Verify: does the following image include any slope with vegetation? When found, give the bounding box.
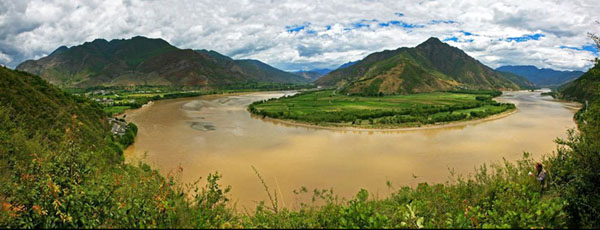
[495,71,537,89]
[551,57,600,228]
[315,37,534,95]
[16,36,307,88]
[0,67,235,228]
[559,60,600,102]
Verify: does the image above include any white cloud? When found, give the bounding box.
[0,0,598,71]
[0,51,11,63]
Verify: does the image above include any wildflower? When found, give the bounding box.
[32,205,47,215]
[2,202,11,212]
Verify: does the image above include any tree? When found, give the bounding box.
[589,21,600,50]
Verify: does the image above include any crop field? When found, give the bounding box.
[102,105,133,115]
[249,90,515,128]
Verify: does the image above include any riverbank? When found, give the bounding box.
[111,89,307,118]
[71,84,315,117]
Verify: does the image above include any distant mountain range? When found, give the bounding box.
[293,71,326,82]
[315,37,534,95]
[293,61,359,82]
[496,65,584,88]
[16,36,307,88]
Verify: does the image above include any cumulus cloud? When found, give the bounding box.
[0,0,598,71]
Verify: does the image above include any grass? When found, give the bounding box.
[249,90,515,128]
[102,106,132,115]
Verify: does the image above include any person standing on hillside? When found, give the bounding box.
[529,163,547,193]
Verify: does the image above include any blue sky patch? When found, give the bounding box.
[460,30,474,36]
[443,37,458,42]
[395,12,404,17]
[430,20,455,24]
[443,36,473,43]
[560,45,599,55]
[505,33,545,42]
[286,23,311,33]
[351,22,371,29]
[378,20,423,29]
[346,19,379,30]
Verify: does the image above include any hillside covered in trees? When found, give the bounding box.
[16,36,307,88]
[315,38,534,95]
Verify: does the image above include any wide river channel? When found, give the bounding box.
[124,90,580,209]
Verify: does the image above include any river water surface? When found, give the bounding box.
[124,90,580,209]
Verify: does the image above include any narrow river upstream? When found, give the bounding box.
[124,90,580,209]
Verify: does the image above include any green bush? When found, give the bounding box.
[544,102,600,228]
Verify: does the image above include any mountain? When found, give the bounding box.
[193,49,306,84]
[16,36,307,88]
[496,65,584,88]
[293,71,326,81]
[306,68,334,75]
[496,71,537,89]
[292,62,360,82]
[315,37,527,95]
[560,61,600,102]
[338,61,359,70]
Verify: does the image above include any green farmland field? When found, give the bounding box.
[249,90,515,128]
[102,105,132,115]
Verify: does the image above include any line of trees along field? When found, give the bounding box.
[1,58,600,228]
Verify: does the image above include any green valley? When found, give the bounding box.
[249,90,514,128]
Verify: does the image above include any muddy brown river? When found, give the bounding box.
[124,90,580,209]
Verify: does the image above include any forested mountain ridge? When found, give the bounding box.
[315,37,533,95]
[559,60,600,102]
[16,36,307,88]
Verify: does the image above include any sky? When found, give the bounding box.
[0,0,599,72]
